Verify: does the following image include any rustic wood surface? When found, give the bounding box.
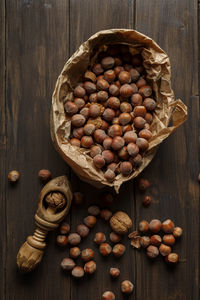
[1,0,199,299]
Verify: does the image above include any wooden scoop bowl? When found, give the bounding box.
[16,175,73,273]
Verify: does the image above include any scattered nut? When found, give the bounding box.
[139,220,149,233]
[99,243,112,256]
[81,248,94,262]
[112,244,126,257]
[84,260,96,274]
[150,235,162,247]
[149,219,162,233]
[100,209,113,221]
[165,253,179,265]
[163,234,176,246]
[83,215,97,228]
[56,235,68,247]
[173,227,183,238]
[128,231,139,239]
[143,195,152,206]
[140,236,150,248]
[38,169,51,182]
[110,232,121,243]
[76,224,90,238]
[68,233,81,246]
[146,245,159,258]
[61,258,75,271]
[121,280,134,294]
[138,178,150,190]
[60,222,70,235]
[88,205,100,216]
[71,266,84,278]
[162,219,175,233]
[110,211,132,235]
[70,247,81,259]
[131,237,141,249]
[94,232,106,245]
[159,243,171,256]
[102,291,115,300]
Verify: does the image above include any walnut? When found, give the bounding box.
[45,192,66,209]
[110,211,132,235]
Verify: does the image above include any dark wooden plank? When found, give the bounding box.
[69,1,136,299]
[5,1,70,299]
[0,1,6,299]
[135,1,199,299]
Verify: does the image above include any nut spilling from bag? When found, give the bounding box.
[66,45,156,182]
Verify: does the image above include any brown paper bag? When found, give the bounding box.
[50,29,187,193]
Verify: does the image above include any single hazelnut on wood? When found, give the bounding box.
[119,113,132,126]
[139,129,152,140]
[109,267,120,278]
[88,205,100,216]
[120,161,133,176]
[111,136,125,151]
[138,178,150,190]
[163,234,176,246]
[173,227,183,238]
[103,108,115,122]
[139,220,149,233]
[94,129,107,143]
[81,136,94,148]
[143,98,156,111]
[107,97,120,110]
[84,260,96,274]
[89,93,98,103]
[120,102,132,113]
[80,107,89,119]
[83,215,97,228]
[38,169,51,182]
[109,84,120,96]
[102,291,115,300]
[104,69,116,82]
[140,236,150,248]
[61,257,75,271]
[97,91,109,102]
[127,143,139,157]
[143,195,152,206]
[118,71,131,84]
[90,145,102,158]
[71,266,84,278]
[120,84,133,98]
[146,245,159,258]
[124,131,137,144]
[130,68,140,82]
[76,224,90,238]
[8,170,20,183]
[93,154,105,169]
[60,222,70,235]
[110,211,132,235]
[113,243,126,257]
[64,101,78,115]
[81,248,94,262]
[99,243,112,256]
[133,106,147,117]
[83,81,96,94]
[68,233,81,246]
[131,93,143,107]
[92,63,104,75]
[165,253,179,265]
[121,280,134,294]
[136,77,147,88]
[149,219,162,233]
[159,243,171,256]
[162,219,175,233]
[100,209,113,221]
[94,232,106,244]
[71,114,86,127]
[101,56,115,69]
[73,127,84,139]
[70,247,81,259]
[56,235,68,247]
[150,235,162,246]
[108,124,122,137]
[110,232,121,243]
[139,85,152,98]
[73,192,84,205]
[70,138,81,147]
[136,138,149,151]
[97,79,109,91]
[74,97,85,110]
[74,85,86,98]
[89,104,101,118]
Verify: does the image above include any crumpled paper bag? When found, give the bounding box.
[50,29,187,193]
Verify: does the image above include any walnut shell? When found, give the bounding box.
[110,211,132,235]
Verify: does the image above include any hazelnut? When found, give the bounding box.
[173,227,183,238]
[139,129,152,140]
[90,145,102,158]
[136,77,147,88]
[149,219,162,233]
[110,232,121,243]
[163,234,176,246]
[84,70,96,83]
[130,153,142,167]
[121,280,134,294]
[133,116,146,129]
[108,124,122,137]
[73,192,84,205]
[107,163,118,172]
[120,102,132,113]
[71,114,86,127]
[60,222,70,235]
[162,219,175,233]
[138,178,150,190]
[68,233,81,246]
[145,112,153,124]
[97,79,109,91]
[140,236,150,248]
[109,84,120,96]
[89,104,101,118]
[74,97,85,110]
[112,243,126,257]
[114,80,121,88]
[119,113,132,126]
[94,232,106,244]
[146,245,159,258]
[99,243,112,256]
[76,224,90,238]
[109,267,120,278]
[94,129,107,143]
[120,161,133,176]
[100,209,112,221]
[127,143,139,157]
[165,253,179,264]
[159,243,171,256]
[150,235,162,246]
[118,146,129,160]
[81,248,94,262]
[104,169,115,182]
[97,91,109,102]
[130,68,140,82]
[107,97,120,110]
[118,71,131,84]
[73,127,84,139]
[131,93,143,107]
[101,56,115,69]
[84,260,96,274]
[139,220,149,233]
[92,63,104,75]
[101,120,109,131]
[131,236,141,249]
[143,98,156,111]
[74,85,86,98]
[38,169,51,182]
[102,291,115,300]
[132,54,143,66]
[70,138,81,147]
[61,258,75,271]
[103,137,113,149]
[70,247,81,259]
[88,205,100,216]
[120,84,133,98]
[130,83,138,93]
[124,131,137,144]
[64,101,78,115]
[133,106,147,117]
[104,69,116,82]
[83,215,97,228]
[110,211,132,235]
[83,81,96,94]
[136,138,149,151]
[81,136,93,148]
[111,136,125,151]
[103,108,115,122]
[71,266,84,278]
[93,154,105,169]
[56,235,68,247]
[139,85,152,98]
[80,107,89,119]
[143,195,152,206]
[89,93,98,103]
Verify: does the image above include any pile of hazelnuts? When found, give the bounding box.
[65,44,156,182]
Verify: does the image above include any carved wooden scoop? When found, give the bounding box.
[17,175,73,273]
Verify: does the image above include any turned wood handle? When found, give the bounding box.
[16,175,72,273]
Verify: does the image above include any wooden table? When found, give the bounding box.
[1,1,199,299]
